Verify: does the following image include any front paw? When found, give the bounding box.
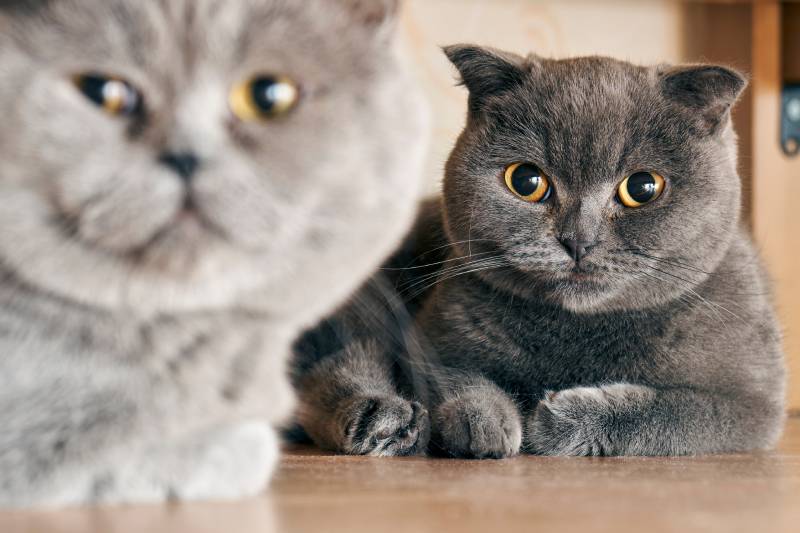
[340,395,430,456]
[93,421,278,505]
[526,387,615,456]
[432,393,522,459]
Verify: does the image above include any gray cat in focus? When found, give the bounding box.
[294,45,786,458]
[0,0,428,505]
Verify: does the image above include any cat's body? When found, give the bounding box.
[0,0,428,505]
[294,46,785,458]
[420,232,783,456]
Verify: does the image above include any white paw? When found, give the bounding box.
[93,421,278,504]
[179,421,278,501]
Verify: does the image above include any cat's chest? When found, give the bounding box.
[446,296,671,390]
[130,314,295,420]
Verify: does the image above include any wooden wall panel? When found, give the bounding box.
[752,1,800,411]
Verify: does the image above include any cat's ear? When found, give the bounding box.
[338,0,400,34]
[443,44,531,115]
[658,65,747,134]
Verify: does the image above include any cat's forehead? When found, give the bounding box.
[488,58,680,187]
[529,58,653,120]
[11,0,362,75]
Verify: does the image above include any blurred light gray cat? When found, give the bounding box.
[294,45,785,458]
[0,0,428,505]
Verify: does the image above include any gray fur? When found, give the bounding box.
[294,45,785,458]
[0,0,428,506]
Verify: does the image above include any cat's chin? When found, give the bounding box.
[545,281,619,314]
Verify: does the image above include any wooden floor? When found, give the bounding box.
[3,416,800,533]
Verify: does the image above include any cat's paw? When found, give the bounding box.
[93,421,278,504]
[340,395,430,456]
[432,393,522,459]
[525,387,614,456]
[175,421,278,501]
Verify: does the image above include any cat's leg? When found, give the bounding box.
[430,374,522,459]
[0,368,274,507]
[296,340,429,456]
[0,383,144,507]
[525,383,784,456]
[90,420,278,505]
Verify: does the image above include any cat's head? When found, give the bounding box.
[0,0,428,320]
[442,45,745,313]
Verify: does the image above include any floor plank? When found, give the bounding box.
[2,417,799,533]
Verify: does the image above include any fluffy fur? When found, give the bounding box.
[294,45,786,458]
[0,0,428,505]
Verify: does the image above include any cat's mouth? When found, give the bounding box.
[177,195,229,238]
[568,270,599,282]
[551,266,608,287]
[128,199,230,255]
[57,193,232,270]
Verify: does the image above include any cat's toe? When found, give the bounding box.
[525,387,610,456]
[432,396,522,459]
[342,396,430,456]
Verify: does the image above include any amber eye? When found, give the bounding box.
[617,171,666,208]
[229,75,300,121]
[73,74,141,116]
[504,163,551,203]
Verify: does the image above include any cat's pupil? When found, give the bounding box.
[511,164,544,196]
[251,77,291,113]
[626,172,657,203]
[75,74,139,115]
[78,75,113,108]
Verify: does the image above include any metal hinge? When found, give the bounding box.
[782,84,800,157]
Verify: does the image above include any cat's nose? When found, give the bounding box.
[158,151,200,182]
[559,238,597,263]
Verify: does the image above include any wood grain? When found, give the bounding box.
[1,416,799,533]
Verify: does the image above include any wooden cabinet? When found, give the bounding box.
[401,0,800,410]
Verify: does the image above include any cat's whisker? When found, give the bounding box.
[403,259,511,301]
[617,249,767,299]
[397,256,506,293]
[626,250,712,276]
[381,250,502,272]
[637,261,746,323]
[403,261,510,300]
[408,238,495,263]
[636,269,724,328]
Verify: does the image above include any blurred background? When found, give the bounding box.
[398,0,800,412]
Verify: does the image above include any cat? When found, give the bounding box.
[0,0,428,506]
[293,44,786,458]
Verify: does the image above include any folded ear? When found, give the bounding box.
[658,65,747,134]
[338,0,400,33]
[443,44,530,115]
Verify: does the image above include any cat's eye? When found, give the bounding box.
[617,171,666,208]
[504,163,551,203]
[73,74,141,117]
[229,75,300,121]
